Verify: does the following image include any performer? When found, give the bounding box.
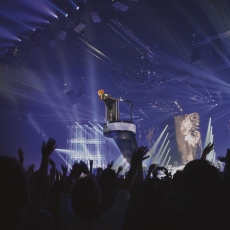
[97,89,106,100]
[98,89,118,122]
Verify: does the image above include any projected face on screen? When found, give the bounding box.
[175,112,202,164]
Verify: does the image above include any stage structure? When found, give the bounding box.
[66,124,106,169]
[204,118,216,163]
[98,89,138,163]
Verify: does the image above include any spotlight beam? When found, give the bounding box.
[155,132,169,163]
[145,125,168,167]
[166,156,171,168]
[149,125,168,155]
[203,118,212,149]
[157,140,170,165]
[162,148,170,167]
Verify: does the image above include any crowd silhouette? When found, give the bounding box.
[1,138,230,229]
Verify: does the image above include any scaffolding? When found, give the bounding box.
[66,124,106,169]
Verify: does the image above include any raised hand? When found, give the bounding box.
[56,169,61,180]
[201,142,214,159]
[131,146,149,169]
[217,156,226,163]
[146,163,156,179]
[28,164,35,177]
[117,166,123,173]
[49,158,56,186]
[168,172,172,179]
[159,166,169,177]
[69,161,89,179]
[33,138,57,204]
[107,160,114,169]
[41,138,57,157]
[122,147,149,191]
[61,164,68,174]
[18,148,24,162]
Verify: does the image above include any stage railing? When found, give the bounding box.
[103,95,133,122]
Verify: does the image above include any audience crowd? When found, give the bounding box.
[1,138,230,229]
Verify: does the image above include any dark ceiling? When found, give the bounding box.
[1,0,230,164]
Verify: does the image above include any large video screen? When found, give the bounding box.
[174,112,202,164]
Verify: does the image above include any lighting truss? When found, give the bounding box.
[192,30,230,48]
[74,36,112,65]
[150,101,176,114]
[113,66,163,93]
[108,18,159,65]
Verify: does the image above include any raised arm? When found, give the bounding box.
[33,138,57,207]
[18,148,24,167]
[62,161,89,194]
[145,163,156,180]
[201,142,214,160]
[107,160,114,169]
[89,160,93,174]
[61,164,68,180]
[117,166,123,177]
[122,146,149,191]
[49,158,56,187]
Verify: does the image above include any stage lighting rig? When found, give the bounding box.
[30,28,42,42]
[190,94,205,104]
[90,11,101,23]
[74,23,86,34]
[78,1,86,12]
[150,101,175,114]
[109,18,159,65]
[112,1,129,12]
[174,101,183,112]
[114,65,163,93]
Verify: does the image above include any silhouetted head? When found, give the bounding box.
[71,175,101,220]
[172,170,184,190]
[0,156,30,228]
[183,159,222,205]
[98,168,117,192]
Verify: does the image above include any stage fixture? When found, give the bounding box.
[112,1,129,12]
[74,23,86,34]
[90,12,101,23]
[66,124,106,169]
[113,66,163,93]
[98,89,137,163]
